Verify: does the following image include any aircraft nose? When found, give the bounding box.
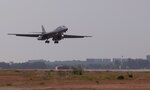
[66,28,68,30]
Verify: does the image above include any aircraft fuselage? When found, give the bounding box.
[37,25,68,41]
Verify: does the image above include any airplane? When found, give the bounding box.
[8,25,92,44]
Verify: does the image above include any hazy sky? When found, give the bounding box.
[0,0,150,62]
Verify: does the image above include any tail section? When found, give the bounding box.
[42,25,46,34]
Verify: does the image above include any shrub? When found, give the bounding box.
[127,73,133,78]
[15,70,21,72]
[72,67,83,75]
[96,80,100,84]
[117,75,124,80]
[39,82,45,85]
[6,83,12,86]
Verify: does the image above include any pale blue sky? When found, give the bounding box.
[0,0,150,62]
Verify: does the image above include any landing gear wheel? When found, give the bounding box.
[54,41,59,44]
[45,40,50,43]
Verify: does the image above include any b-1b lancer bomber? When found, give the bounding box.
[8,25,92,44]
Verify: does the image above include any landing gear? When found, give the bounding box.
[54,41,59,44]
[45,40,50,43]
[45,40,59,44]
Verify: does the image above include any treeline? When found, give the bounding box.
[0,62,47,69]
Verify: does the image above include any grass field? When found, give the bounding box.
[0,69,149,90]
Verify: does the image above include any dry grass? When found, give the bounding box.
[0,70,149,90]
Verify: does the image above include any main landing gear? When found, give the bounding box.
[45,40,59,44]
[45,40,50,43]
[54,41,59,44]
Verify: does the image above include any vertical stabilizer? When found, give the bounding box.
[42,25,46,34]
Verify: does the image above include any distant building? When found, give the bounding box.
[112,58,122,63]
[86,58,112,65]
[86,58,103,63]
[112,58,122,69]
[28,59,46,63]
[146,55,150,62]
[102,59,111,65]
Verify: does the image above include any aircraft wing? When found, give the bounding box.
[63,34,92,38]
[8,33,40,37]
